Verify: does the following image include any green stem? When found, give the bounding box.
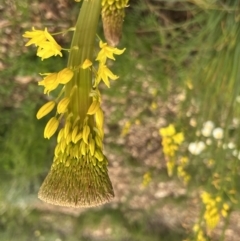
[66,0,101,121]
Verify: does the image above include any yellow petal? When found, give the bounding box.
[23,27,46,46]
[172,132,184,144]
[44,28,58,45]
[159,124,176,137]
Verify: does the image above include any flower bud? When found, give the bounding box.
[44,117,59,139]
[101,0,129,46]
[57,97,70,114]
[36,101,55,119]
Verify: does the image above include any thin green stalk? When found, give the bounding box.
[66,0,101,121]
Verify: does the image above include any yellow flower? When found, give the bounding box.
[172,132,184,144]
[23,27,62,60]
[167,159,175,177]
[159,124,176,137]
[223,203,230,210]
[221,209,228,218]
[162,136,172,145]
[201,192,221,230]
[177,166,191,185]
[96,41,125,64]
[121,121,131,137]
[196,230,207,241]
[180,156,189,165]
[39,73,59,94]
[142,172,151,187]
[23,27,48,46]
[151,101,157,110]
[201,192,211,203]
[37,41,62,60]
[36,101,56,119]
[221,203,230,217]
[39,68,73,94]
[95,64,118,88]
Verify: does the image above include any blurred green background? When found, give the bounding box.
[1,0,240,240]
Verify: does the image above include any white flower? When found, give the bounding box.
[232,149,238,157]
[212,127,224,140]
[228,142,235,149]
[201,120,215,137]
[236,95,240,103]
[206,138,212,145]
[233,118,239,126]
[188,141,206,155]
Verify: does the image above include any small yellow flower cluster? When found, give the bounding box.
[121,120,131,137]
[159,124,184,176]
[177,157,191,185]
[142,171,152,187]
[35,68,74,139]
[201,192,230,230]
[22,27,62,60]
[192,224,207,241]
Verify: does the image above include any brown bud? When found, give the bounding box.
[101,0,129,46]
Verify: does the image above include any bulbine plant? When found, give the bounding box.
[23,0,128,208]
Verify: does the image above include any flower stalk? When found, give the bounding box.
[38,0,115,207]
[23,0,126,208]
